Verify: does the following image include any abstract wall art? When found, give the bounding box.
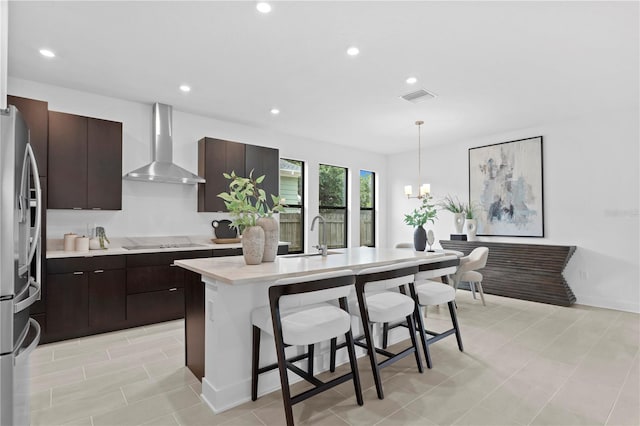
[469,136,544,237]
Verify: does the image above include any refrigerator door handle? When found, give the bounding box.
[13,276,41,314]
[24,143,42,269]
[15,318,41,361]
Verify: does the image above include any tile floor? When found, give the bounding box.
[29,291,639,426]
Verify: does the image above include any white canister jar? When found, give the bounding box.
[63,233,78,251]
[74,236,90,252]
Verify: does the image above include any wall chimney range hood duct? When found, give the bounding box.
[124,103,205,184]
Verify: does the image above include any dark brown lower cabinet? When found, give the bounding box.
[42,247,290,344]
[127,288,185,325]
[46,272,89,340]
[125,250,213,328]
[45,255,126,342]
[89,269,126,330]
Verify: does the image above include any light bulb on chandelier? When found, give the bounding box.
[405,120,431,199]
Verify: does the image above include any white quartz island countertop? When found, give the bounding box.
[175,247,452,285]
[174,247,460,414]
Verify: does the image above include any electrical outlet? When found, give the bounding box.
[578,270,589,280]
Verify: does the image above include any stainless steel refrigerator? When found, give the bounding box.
[0,105,43,426]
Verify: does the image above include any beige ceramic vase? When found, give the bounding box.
[257,216,279,262]
[242,226,265,265]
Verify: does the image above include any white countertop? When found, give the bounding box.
[175,247,457,285]
[46,236,288,259]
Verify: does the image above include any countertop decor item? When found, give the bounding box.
[404,194,437,251]
[438,194,466,234]
[64,233,78,251]
[217,170,284,264]
[95,226,110,249]
[211,219,237,239]
[211,238,241,244]
[465,203,478,241]
[257,216,278,262]
[74,236,89,251]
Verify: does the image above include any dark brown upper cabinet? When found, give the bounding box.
[245,144,279,207]
[7,95,48,177]
[197,137,279,212]
[48,111,122,210]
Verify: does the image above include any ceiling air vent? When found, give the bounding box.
[400,89,437,104]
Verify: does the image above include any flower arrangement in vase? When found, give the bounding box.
[403,195,438,251]
[438,194,466,234]
[217,170,284,264]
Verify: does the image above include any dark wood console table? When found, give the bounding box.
[440,240,576,306]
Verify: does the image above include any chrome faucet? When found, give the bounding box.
[310,215,328,256]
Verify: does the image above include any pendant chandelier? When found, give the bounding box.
[404,120,430,199]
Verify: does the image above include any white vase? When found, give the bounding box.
[257,216,279,262]
[241,226,265,265]
[465,219,477,241]
[453,213,465,234]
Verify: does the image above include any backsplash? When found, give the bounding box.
[46,180,234,242]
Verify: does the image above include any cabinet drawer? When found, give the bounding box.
[126,250,212,268]
[127,265,184,294]
[48,255,126,274]
[212,248,242,257]
[126,288,184,325]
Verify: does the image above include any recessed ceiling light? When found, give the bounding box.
[406,77,418,84]
[39,49,55,58]
[346,46,360,56]
[270,108,280,115]
[179,85,191,93]
[256,2,271,13]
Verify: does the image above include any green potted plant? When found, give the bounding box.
[404,194,438,251]
[218,170,284,264]
[438,195,466,234]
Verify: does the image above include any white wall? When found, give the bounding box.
[8,77,388,251]
[387,108,640,313]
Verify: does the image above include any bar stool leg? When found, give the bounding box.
[413,305,432,369]
[448,301,464,352]
[339,297,364,406]
[382,323,389,349]
[363,321,384,399]
[273,329,295,425]
[406,314,423,373]
[329,338,337,372]
[307,344,314,376]
[251,326,260,401]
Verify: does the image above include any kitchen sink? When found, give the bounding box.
[281,251,340,258]
[122,243,206,250]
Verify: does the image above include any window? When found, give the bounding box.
[319,164,348,248]
[279,159,304,253]
[360,170,375,247]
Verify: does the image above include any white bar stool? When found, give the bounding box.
[250,270,363,426]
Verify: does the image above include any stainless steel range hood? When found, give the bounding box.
[124,103,205,184]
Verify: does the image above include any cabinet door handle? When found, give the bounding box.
[169,287,177,292]
[72,207,82,210]
[73,271,84,275]
[94,269,104,273]
[91,207,102,210]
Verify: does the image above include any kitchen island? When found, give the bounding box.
[175,247,459,414]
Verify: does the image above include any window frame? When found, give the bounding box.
[319,163,348,249]
[359,170,375,247]
[279,158,305,254]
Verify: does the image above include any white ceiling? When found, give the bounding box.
[8,1,639,154]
